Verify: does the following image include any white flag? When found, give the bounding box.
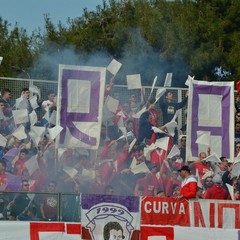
[107,59,122,76]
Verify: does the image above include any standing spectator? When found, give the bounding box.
[147,98,159,127]
[6,179,35,220]
[0,159,7,190]
[235,142,240,157]
[211,156,228,175]
[41,90,56,113]
[0,100,12,136]
[159,90,188,143]
[175,165,197,200]
[202,176,214,198]
[134,163,160,196]
[13,149,29,177]
[234,121,240,147]
[40,181,58,221]
[159,90,188,125]
[203,174,229,200]
[0,88,12,116]
[137,111,165,145]
[179,135,186,162]
[190,151,212,183]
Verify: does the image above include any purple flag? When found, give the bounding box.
[57,65,106,149]
[3,148,20,162]
[186,80,234,161]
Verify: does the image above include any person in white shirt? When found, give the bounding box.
[41,90,56,113]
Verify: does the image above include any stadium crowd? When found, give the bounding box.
[0,79,239,221]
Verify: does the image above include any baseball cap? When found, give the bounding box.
[178,165,191,172]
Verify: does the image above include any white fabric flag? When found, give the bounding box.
[116,110,126,118]
[128,138,137,153]
[31,126,46,137]
[49,110,57,125]
[63,167,78,179]
[154,88,166,104]
[25,155,39,176]
[130,161,150,175]
[226,183,234,200]
[29,95,39,110]
[17,96,29,110]
[29,85,41,97]
[195,169,203,188]
[29,110,38,126]
[149,76,158,98]
[12,125,27,140]
[126,74,142,89]
[82,168,96,180]
[12,109,29,124]
[144,143,157,160]
[48,125,63,140]
[164,73,172,87]
[152,126,165,134]
[164,121,177,137]
[201,170,214,180]
[185,75,194,87]
[105,95,119,113]
[28,131,41,148]
[204,153,221,163]
[107,59,122,76]
[0,134,7,147]
[155,137,169,151]
[167,145,180,159]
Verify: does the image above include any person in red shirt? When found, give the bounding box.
[203,174,230,200]
[190,151,212,183]
[13,149,29,176]
[0,159,7,190]
[175,165,197,200]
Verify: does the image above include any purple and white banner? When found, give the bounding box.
[186,79,234,162]
[81,194,140,240]
[57,65,106,149]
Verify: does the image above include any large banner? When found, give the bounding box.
[141,197,190,226]
[81,194,140,240]
[0,222,81,240]
[141,226,239,240]
[186,79,234,161]
[1,199,240,239]
[57,65,106,149]
[141,197,240,229]
[0,221,239,240]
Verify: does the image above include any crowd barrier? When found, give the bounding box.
[0,193,240,240]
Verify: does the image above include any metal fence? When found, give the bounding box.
[0,76,188,129]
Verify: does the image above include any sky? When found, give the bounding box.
[0,0,103,34]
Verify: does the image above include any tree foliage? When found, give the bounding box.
[1,0,240,86]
